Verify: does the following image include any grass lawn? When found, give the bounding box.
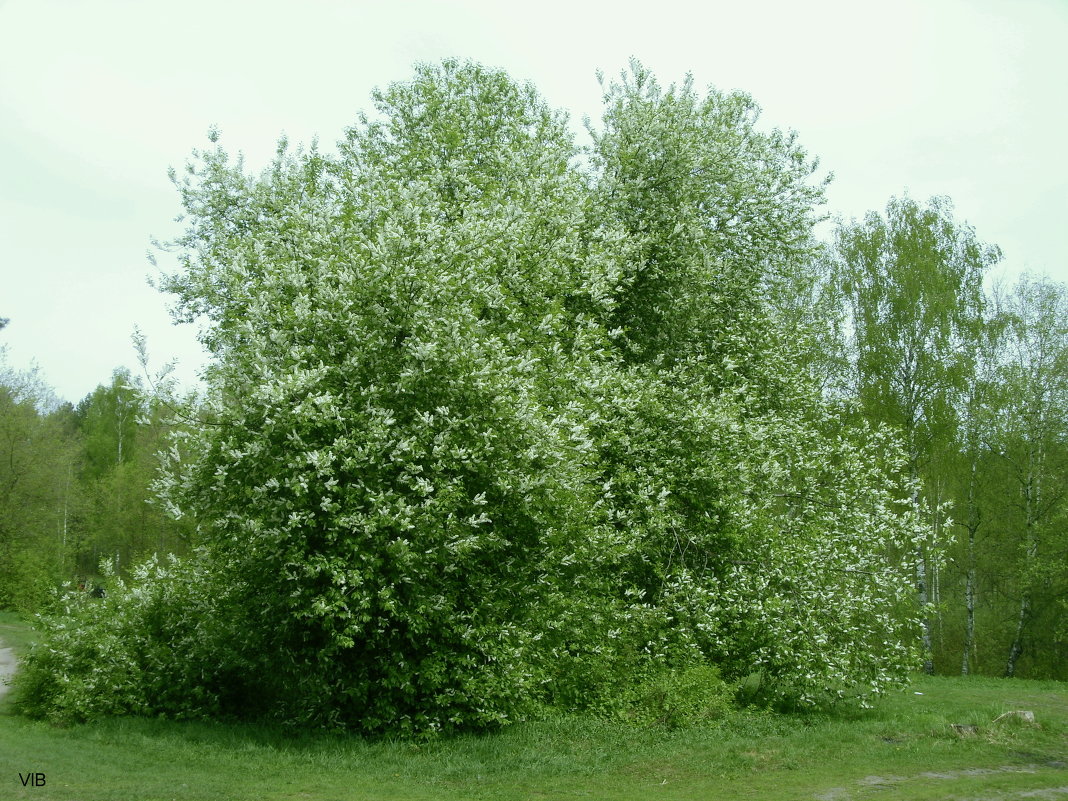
[1,613,1065,800]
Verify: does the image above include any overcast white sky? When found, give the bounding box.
[1,0,1065,404]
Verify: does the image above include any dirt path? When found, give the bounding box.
[0,640,16,700]
[815,764,1068,800]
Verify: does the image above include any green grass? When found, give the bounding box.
[1,613,1065,800]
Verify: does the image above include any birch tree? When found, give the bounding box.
[989,275,1068,677]
[0,362,79,611]
[835,195,999,673]
[954,313,1001,675]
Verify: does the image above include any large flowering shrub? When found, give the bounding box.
[16,60,921,733]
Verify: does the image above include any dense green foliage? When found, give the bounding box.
[0,374,73,611]
[945,274,1068,678]
[834,201,1068,680]
[834,195,1000,674]
[0,361,189,613]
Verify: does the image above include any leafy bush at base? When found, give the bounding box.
[609,664,735,729]
[13,557,217,724]
[0,549,65,615]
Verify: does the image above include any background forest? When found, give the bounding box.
[1,61,1065,735]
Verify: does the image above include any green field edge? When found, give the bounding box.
[1,614,1064,801]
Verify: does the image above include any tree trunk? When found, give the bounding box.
[962,559,975,675]
[931,482,943,652]
[1005,592,1030,677]
[961,457,978,675]
[1005,446,1039,678]
[911,469,934,675]
[917,545,934,675]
